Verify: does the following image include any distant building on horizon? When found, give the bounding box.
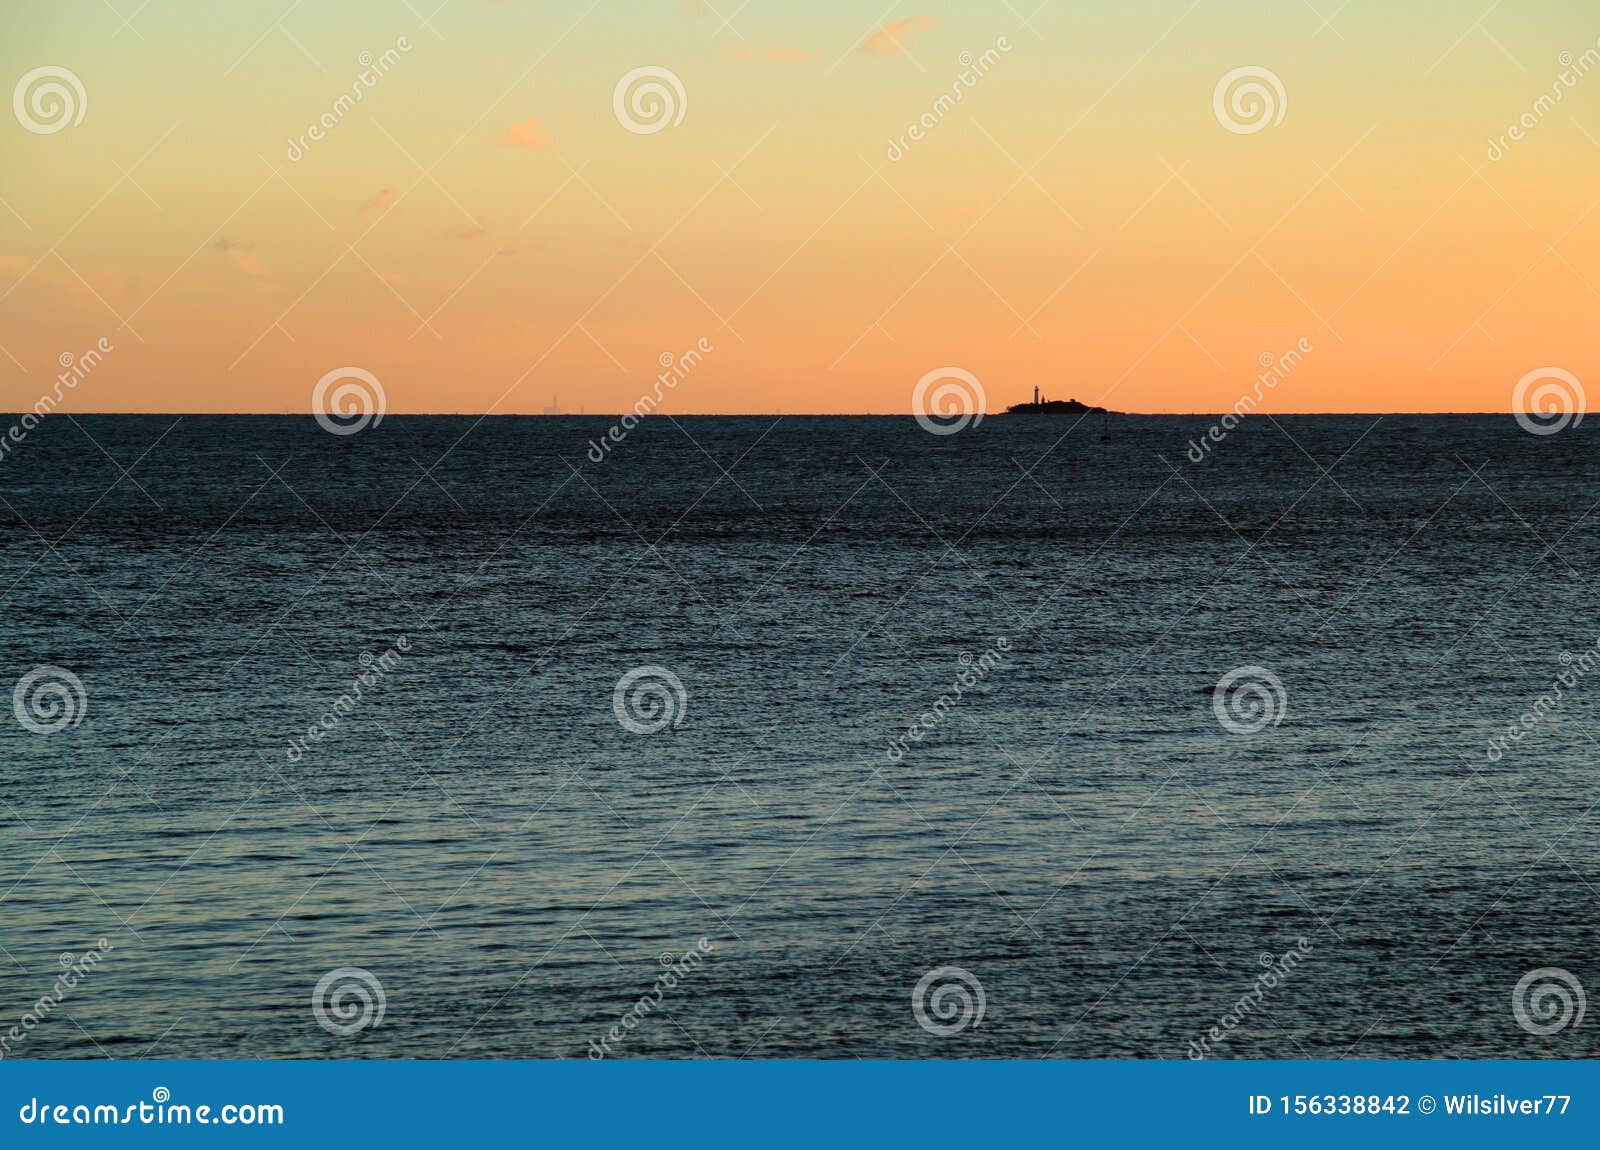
[1004,385,1107,415]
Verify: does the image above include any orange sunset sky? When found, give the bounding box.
[2,1,1598,414]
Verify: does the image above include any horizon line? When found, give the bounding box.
[3,410,1554,419]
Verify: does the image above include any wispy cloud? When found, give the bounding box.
[213,235,267,278]
[445,217,488,241]
[861,17,935,58]
[498,115,551,150]
[359,186,397,214]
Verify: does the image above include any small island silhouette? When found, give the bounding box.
[1004,387,1107,415]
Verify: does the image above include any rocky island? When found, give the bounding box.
[1004,387,1108,414]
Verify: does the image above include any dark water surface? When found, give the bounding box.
[1,414,1597,1058]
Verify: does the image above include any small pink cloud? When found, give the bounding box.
[498,115,551,150]
[861,17,935,58]
[445,217,488,241]
[359,186,397,214]
[230,251,268,278]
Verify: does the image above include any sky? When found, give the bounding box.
[1,1,1598,415]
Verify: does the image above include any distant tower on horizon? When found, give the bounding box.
[543,396,560,416]
[1033,385,1039,406]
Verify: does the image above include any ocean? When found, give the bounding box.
[0,413,1596,1058]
